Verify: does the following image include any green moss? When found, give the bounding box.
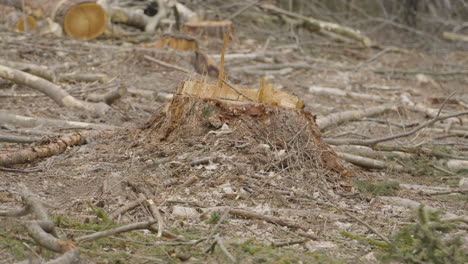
[0,230,29,260]
[355,181,400,197]
[202,106,213,118]
[342,206,467,263]
[86,201,111,224]
[340,231,390,250]
[227,239,343,264]
[205,212,229,225]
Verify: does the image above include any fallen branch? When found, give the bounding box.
[76,220,157,242]
[271,239,306,247]
[146,198,164,238]
[379,196,458,218]
[86,85,127,105]
[324,109,468,147]
[0,64,110,113]
[0,133,85,166]
[57,73,108,83]
[214,234,236,263]
[259,3,372,47]
[107,0,175,32]
[230,208,306,231]
[372,144,465,160]
[0,111,119,130]
[442,31,468,42]
[440,159,468,172]
[45,248,80,264]
[0,207,29,217]
[308,86,384,102]
[336,151,404,171]
[1,185,78,257]
[109,197,146,220]
[317,104,397,130]
[144,55,194,75]
[145,0,167,33]
[25,220,75,253]
[209,51,286,61]
[0,133,42,143]
[332,145,414,160]
[137,193,164,238]
[0,58,56,81]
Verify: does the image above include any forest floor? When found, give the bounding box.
[0,4,467,264]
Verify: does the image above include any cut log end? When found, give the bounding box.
[63,2,107,40]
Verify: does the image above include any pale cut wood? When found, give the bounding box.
[317,104,396,130]
[379,196,458,218]
[0,134,42,143]
[0,133,85,166]
[177,80,303,109]
[87,85,127,105]
[443,31,468,42]
[0,64,110,113]
[308,86,384,102]
[0,111,118,130]
[336,152,404,171]
[332,145,414,159]
[0,58,56,81]
[76,220,157,242]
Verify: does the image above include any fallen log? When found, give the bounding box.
[317,104,397,130]
[0,133,85,166]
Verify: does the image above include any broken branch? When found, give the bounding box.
[76,220,158,242]
[260,3,372,47]
[0,64,109,113]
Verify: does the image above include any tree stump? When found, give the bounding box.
[142,80,354,188]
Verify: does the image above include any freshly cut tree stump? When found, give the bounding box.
[0,0,107,39]
[145,34,199,51]
[143,79,354,182]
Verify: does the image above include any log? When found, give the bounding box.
[0,5,37,32]
[0,111,118,130]
[0,133,85,166]
[317,104,396,130]
[443,31,468,42]
[0,0,107,39]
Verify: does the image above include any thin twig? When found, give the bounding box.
[76,220,157,242]
[214,234,237,263]
[222,79,255,102]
